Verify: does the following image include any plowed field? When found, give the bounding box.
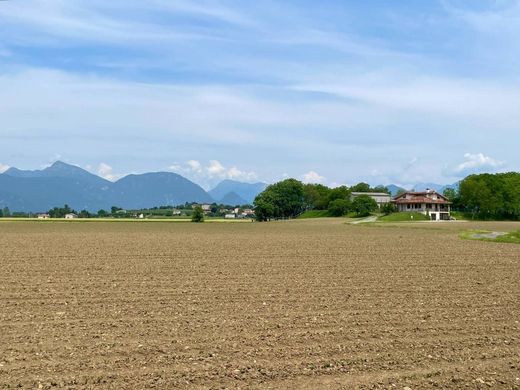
[1,219,519,389]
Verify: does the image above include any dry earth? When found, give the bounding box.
[0,219,519,389]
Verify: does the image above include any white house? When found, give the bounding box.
[224,213,236,219]
[64,213,78,219]
[37,213,50,219]
[242,208,254,216]
[392,190,451,221]
[350,192,391,207]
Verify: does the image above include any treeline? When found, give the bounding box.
[253,179,392,221]
[453,172,520,220]
[45,202,253,219]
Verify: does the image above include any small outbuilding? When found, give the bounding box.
[64,213,78,219]
[350,192,391,207]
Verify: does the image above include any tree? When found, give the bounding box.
[79,210,91,218]
[254,179,305,221]
[97,209,108,217]
[48,204,74,218]
[350,182,371,193]
[303,183,331,210]
[191,206,204,222]
[328,199,351,217]
[458,172,520,220]
[372,185,390,194]
[443,187,457,201]
[2,207,11,217]
[352,195,378,217]
[381,202,396,215]
[327,186,350,204]
[254,190,278,221]
[111,206,122,214]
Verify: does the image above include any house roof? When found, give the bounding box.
[393,197,451,204]
[392,191,451,204]
[351,192,391,196]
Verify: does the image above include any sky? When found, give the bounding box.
[0,0,518,189]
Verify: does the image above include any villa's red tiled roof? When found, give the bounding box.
[392,191,451,204]
[392,197,451,204]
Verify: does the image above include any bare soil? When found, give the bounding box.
[1,219,519,389]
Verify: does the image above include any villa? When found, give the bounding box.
[392,190,451,221]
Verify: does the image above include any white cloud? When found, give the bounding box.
[454,153,505,175]
[301,170,325,184]
[0,163,10,173]
[187,160,202,173]
[227,166,257,181]
[97,162,121,181]
[169,159,258,188]
[207,160,226,176]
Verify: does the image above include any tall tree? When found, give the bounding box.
[350,182,371,192]
[459,172,520,220]
[352,195,378,217]
[191,206,204,222]
[254,179,305,221]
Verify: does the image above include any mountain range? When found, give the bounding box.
[0,162,266,212]
[0,161,461,212]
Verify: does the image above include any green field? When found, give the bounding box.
[378,212,430,222]
[461,229,520,244]
[298,210,330,219]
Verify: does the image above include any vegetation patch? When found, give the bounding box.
[378,212,430,222]
[460,229,520,244]
[298,210,331,219]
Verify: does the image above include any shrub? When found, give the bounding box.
[328,199,351,217]
[352,195,378,217]
[191,206,204,223]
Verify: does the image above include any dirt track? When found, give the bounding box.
[1,219,519,389]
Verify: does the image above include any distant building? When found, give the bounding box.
[138,213,144,219]
[37,213,50,219]
[242,208,254,216]
[224,213,236,219]
[192,204,212,213]
[392,190,451,221]
[64,213,78,219]
[350,192,391,207]
[172,209,182,216]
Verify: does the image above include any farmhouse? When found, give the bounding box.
[37,213,50,219]
[64,213,78,219]
[392,190,451,221]
[350,192,391,207]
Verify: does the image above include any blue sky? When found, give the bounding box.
[0,0,518,189]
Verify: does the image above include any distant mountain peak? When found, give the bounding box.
[3,167,22,175]
[50,160,68,167]
[220,191,248,206]
[209,180,267,204]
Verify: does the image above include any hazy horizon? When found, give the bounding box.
[2,159,465,192]
[1,1,518,189]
